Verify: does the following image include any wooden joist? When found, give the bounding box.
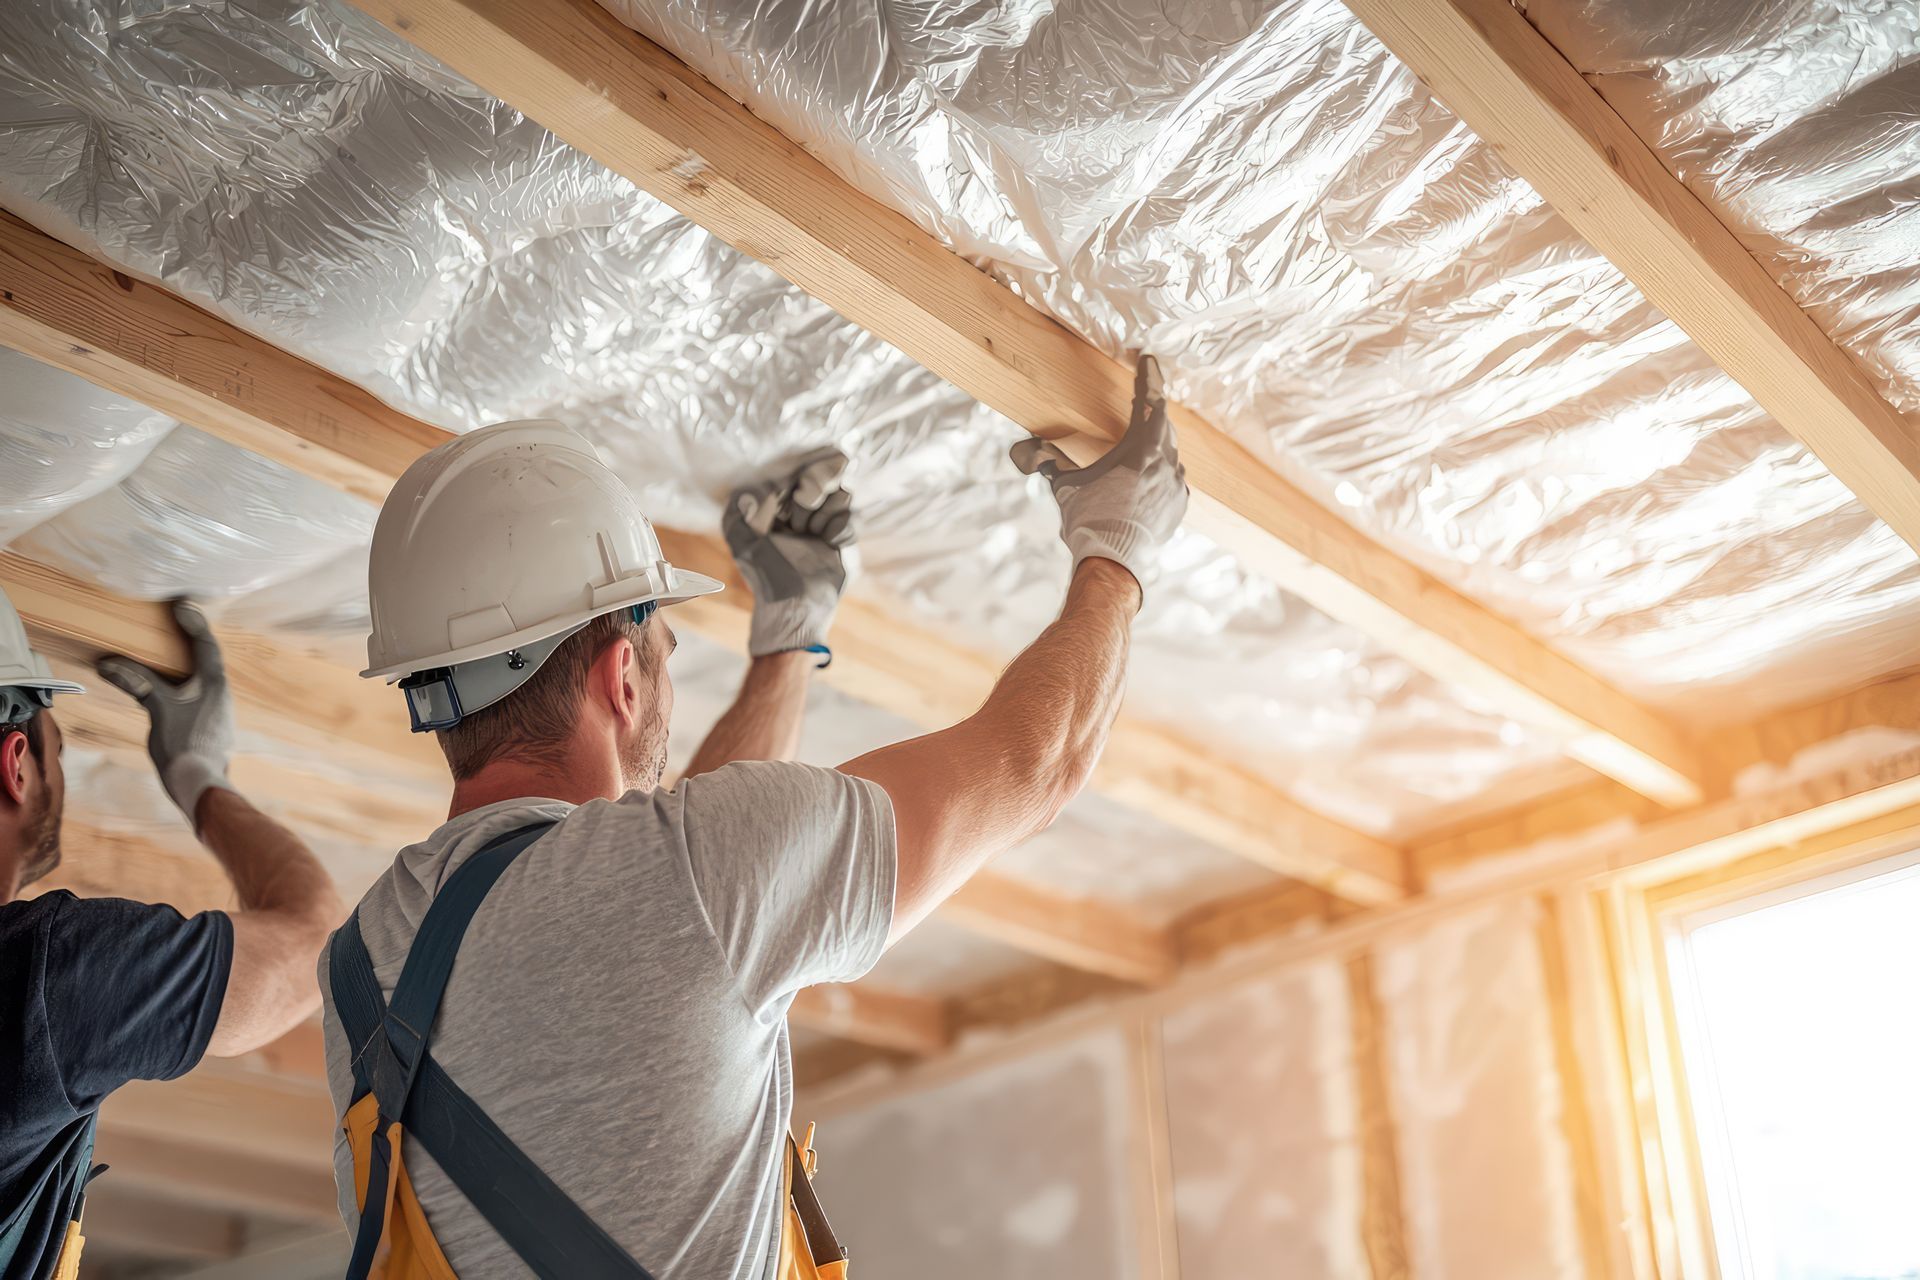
[81,1187,245,1261]
[789,983,952,1056]
[0,212,441,506]
[1342,0,1920,557]
[804,706,1920,1105]
[0,210,1409,903]
[944,874,1178,987]
[91,1128,339,1225]
[1413,668,1920,887]
[331,0,1705,808]
[0,552,446,780]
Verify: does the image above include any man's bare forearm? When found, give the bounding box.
[844,558,1140,938]
[196,787,344,1056]
[969,558,1138,825]
[196,788,340,919]
[685,650,813,775]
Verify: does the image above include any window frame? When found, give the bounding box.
[1599,811,1920,1280]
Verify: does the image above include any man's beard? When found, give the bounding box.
[18,789,62,886]
[618,704,670,793]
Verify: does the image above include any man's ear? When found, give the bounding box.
[0,729,29,807]
[589,635,640,731]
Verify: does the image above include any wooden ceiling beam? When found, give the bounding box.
[803,726,1920,1105]
[788,984,952,1056]
[1342,0,1920,556]
[80,1187,246,1262]
[90,1128,339,1226]
[0,210,1407,901]
[0,553,446,781]
[943,874,1177,987]
[328,0,1703,808]
[1412,668,1920,887]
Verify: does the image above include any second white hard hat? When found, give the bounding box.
[362,419,723,725]
[0,586,83,726]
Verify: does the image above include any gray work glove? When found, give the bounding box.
[96,600,235,825]
[723,448,858,662]
[1011,354,1190,593]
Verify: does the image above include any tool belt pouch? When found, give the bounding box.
[782,1127,849,1280]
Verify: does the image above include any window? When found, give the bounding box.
[1665,854,1920,1280]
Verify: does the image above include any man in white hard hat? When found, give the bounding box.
[0,596,343,1280]
[322,358,1186,1278]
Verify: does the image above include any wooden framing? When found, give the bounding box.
[1600,813,1920,1280]
[1124,1017,1183,1280]
[943,874,1177,986]
[790,984,952,1057]
[90,1129,339,1226]
[0,208,1408,904]
[0,552,446,780]
[801,686,1920,1112]
[1346,953,1410,1280]
[81,1187,245,1262]
[325,0,1705,809]
[1341,0,1920,559]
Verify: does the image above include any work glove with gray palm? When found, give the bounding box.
[1011,353,1190,593]
[96,600,235,826]
[723,447,858,664]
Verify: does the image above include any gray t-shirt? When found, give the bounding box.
[319,761,897,1279]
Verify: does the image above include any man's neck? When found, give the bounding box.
[446,748,626,821]
[0,845,23,905]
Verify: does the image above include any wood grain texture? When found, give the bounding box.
[789,983,952,1056]
[1414,667,1920,886]
[0,212,444,505]
[1346,954,1410,1280]
[0,552,446,777]
[340,0,1705,808]
[944,874,1178,986]
[1343,0,1920,552]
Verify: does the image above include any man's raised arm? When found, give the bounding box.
[842,356,1188,941]
[686,450,856,774]
[99,602,343,1055]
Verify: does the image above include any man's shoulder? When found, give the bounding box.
[2,891,197,949]
[0,889,69,937]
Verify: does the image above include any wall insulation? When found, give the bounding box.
[808,896,1598,1278]
[812,1030,1138,1279]
[1374,899,1588,1279]
[1160,959,1367,1278]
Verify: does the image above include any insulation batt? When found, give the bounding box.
[0,0,1569,836]
[0,0,1915,831]
[598,0,1920,716]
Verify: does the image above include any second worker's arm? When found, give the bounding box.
[843,356,1188,941]
[687,449,857,774]
[99,602,344,1056]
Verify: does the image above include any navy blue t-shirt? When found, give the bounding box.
[0,892,231,1279]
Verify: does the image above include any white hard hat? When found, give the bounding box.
[0,586,83,726]
[362,419,723,729]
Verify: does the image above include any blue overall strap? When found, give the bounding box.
[328,822,656,1280]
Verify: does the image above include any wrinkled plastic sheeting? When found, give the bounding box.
[0,0,1570,835]
[811,1030,1136,1279]
[15,424,376,602]
[1160,959,1369,1278]
[1374,899,1586,1280]
[1528,0,1920,413]
[600,0,1920,718]
[0,350,174,544]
